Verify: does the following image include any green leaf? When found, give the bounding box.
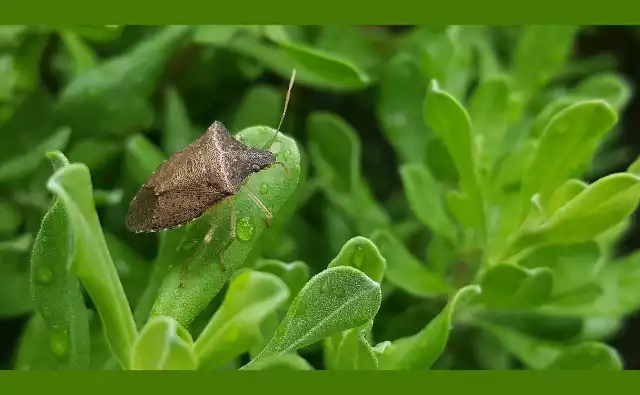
[0,126,71,182]
[0,252,34,317]
[244,266,382,369]
[226,34,368,91]
[193,25,241,45]
[0,233,32,252]
[193,269,289,369]
[377,285,481,370]
[510,173,640,254]
[327,236,386,283]
[55,26,192,137]
[575,72,632,111]
[510,25,579,98]
[332,320,378,370]
[548,250,640,317]
[546,179,588,217]
[479,322,620,370]
[45,151,137,369]
[478,321,564,369]
[370,229,451,297]
[67,139,121,171]
[124,134,167,185]
[30,169,91,369]
[377,55,429,164]
[254,259,310,305]
[307,112,391,234]
[59,30,98,78]
[231,84,284,133]
[0,199,22,234]
[425,80,484,233]
[277,41,370,88]
[467,74,511,168]
[242,353,314,370]
[162,86,195,154]
[544,342,622,370]
[14,313,60,370]
[150,126,301,327]
[66,25,123,42]
[627,154,640,176]
[520,242,601,299]
[521,100,617,213]
[400,164,457,242]
[479,264,553,309]
[411,26,474,101]
[130,316,197,370]
[314,25,385,78]
[104,232,152,307]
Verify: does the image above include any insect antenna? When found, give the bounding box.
[263,68,297,151]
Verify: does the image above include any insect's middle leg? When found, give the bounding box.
[179,201,228,288]
[245,188,273,227]
[217,199,237,272]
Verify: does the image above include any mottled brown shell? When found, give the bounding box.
[125,121,276,233]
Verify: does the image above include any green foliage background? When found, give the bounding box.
[1,25,640,370]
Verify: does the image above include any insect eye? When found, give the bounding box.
[252,164,260,171]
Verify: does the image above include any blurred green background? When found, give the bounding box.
[2,25,640,370]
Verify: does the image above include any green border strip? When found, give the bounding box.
[2,2,640,23]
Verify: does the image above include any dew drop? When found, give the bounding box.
[259,183,269,195]
[237,217,254,241]
[35,265,53,284]
[50,328,69,359]
[284,149,292,161]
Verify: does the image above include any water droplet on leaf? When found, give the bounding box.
[260,183,269,195]
[237,217,254,241]
[50,328,69,359]
[36,265,53,284]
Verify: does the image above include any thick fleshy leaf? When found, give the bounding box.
[307,112,391,234]
[30,158,90,369]
[377,285,481,370]
[479,264,553,309]
[193,270,289,369]
[509,173,640,255]
[425,80,484,233]
[254,259,310,305]
[55,26,192,137]
[45,151,137,369]
[370,229,451,297]
[231,85,284,133]
[521,100,617,213]
[467,74,511,168]
[0,127,71,182]
[327,236,386,283]
[226,34,369,91]
[244,266,382,369]
[331,320,378,370]
[242,353,313,370]
[377,55,430,164]
[510,25,579,98]
[130,316,197,370]
[544,342,622,370]
[400,164,457,242]
[162,86,195,154]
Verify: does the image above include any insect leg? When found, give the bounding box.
[179,205,227,288]
[217,198,237,272]
[245,188,273,227]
